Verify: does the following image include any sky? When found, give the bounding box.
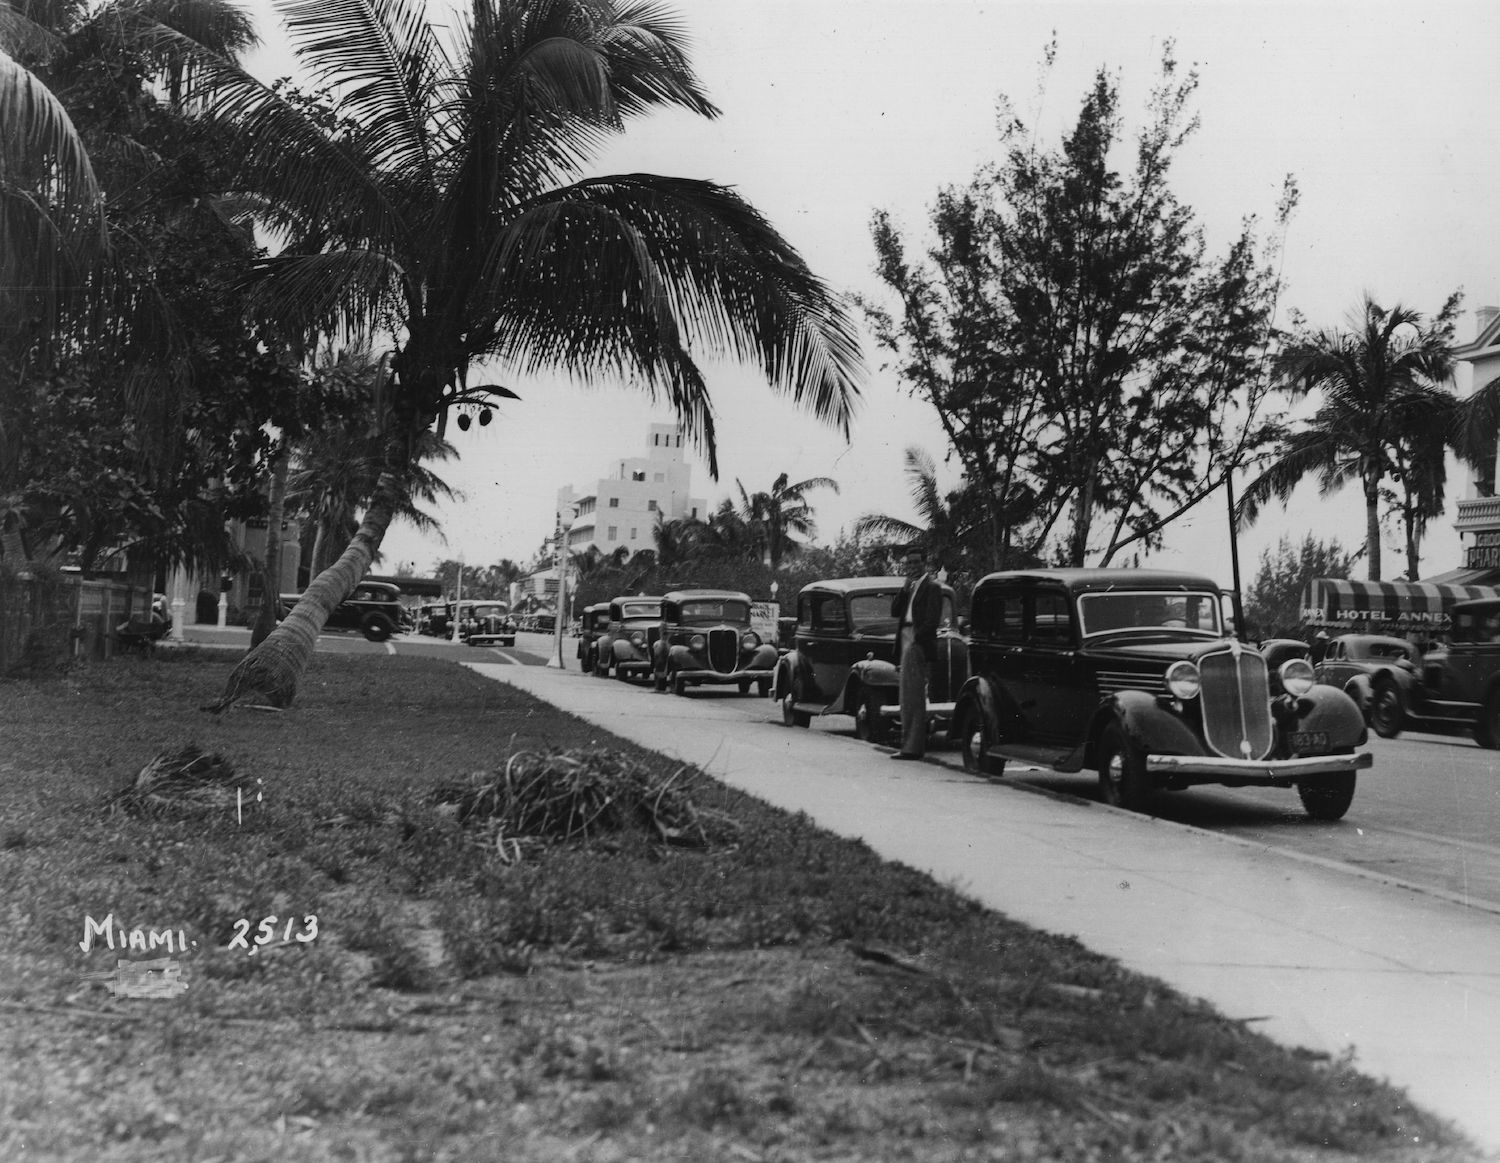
[241,0,1500,588]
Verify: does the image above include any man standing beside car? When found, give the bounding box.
[890,545,943,760]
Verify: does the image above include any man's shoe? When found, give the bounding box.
[890,752,922,761]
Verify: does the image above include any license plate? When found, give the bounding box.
[1289,730,1328,751]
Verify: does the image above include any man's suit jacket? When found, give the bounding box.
[891,573,944,662]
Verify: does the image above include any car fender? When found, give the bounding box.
[1343,673,1373,708]
[1370,663,1422,698]
[1285,684,1369,749]
[1092,690,1207,764]
[667,643,699,670]
[747,643,779,672]
[612,638,644,665]
[830,660,895,716]
[772,652,798,700]
[953,675,1001,742]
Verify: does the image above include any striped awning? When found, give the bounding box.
[1302,578,1499,631]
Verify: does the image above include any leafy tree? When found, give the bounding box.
[1237,294,1467,581]
[1242,534,1359,640]
[865,42,1291,568]
[1,0,310,578]
[179,0,862,710]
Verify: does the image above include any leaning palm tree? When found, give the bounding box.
[853,447,975,570]
[1237,295,1458,581]
[187,0,861,709]
[736,472,838,569]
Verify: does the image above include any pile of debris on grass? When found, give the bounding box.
[431,748,737,861]
[109,744,243,816]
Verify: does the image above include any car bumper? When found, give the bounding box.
[467,635,515,646]
[1147,751,1373,779]
[873,700,957,720]
[676,668,775,685]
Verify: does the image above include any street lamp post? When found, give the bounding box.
[547,506,576,668]
[450,554,464,644]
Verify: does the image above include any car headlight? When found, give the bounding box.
[689,634,706,651]
[1165,660,1200,700]
[630,631,645,646]
[741,631,761,649]
[1279,657,1315,696]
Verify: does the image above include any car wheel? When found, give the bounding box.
[653,665,667,692]
[854,693,891,745]
[671,669,688,697]
[1297,769,1357,821]
[360,614,394,642]
[781,681,811,728]
[737,680,751,695]
[959,707,1004,778]
[757,677,771,698]
[1369,680,1406,739]
[1097,724,1154,812]
[616,665,633,683]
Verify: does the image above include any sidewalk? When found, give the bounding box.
[468,659,1500,1156]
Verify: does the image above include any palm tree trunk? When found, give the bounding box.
[202,465,404,712]
[250,453,289,648]
[1364,482,1382,582]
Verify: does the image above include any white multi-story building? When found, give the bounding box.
[557,424,707,559]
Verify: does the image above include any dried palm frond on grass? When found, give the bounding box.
[110,744,242,816]
[432,748,737,860]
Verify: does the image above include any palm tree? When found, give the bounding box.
[1238,295,1460,581]
[735,472,838,569]
[853,447,976,572]
[179,0,862,709]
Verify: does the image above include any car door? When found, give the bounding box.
[799,591,850,701]
[1012,586,1092,746]
[971,581,1027,732]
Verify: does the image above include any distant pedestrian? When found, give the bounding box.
[890,546,943,760]
[1310,630,1330,665]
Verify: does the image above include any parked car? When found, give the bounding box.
[773,576,968,744]
[417,601,452,637]
[652,589,779,696]
[1312,633,1418,719]
[952,568,1372,819]
[595,596,663,681]
[279,580,404,642]
[460,600,516,647]
[576,603,614,670]
[1367,598,1500,746]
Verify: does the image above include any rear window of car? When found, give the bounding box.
[678,600,749,625]
[1078,591,1222,637]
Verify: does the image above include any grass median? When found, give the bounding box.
[0,649,1481,1162]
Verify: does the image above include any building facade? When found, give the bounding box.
[556,424,707,559]
[1448,305,1500,582]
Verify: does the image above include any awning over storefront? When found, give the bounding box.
[1301,577,1500,635]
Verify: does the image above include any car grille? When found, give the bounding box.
[708,628,738,673]
[1198,647,1273,760]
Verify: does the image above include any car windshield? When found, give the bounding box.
[1078,591,1222,637]
[849,592,900,635]
[677,600,750,626]
[472,605,504,617]
[620,602,660,620]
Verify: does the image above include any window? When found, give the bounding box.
[630,528,637,539]
[1030,591,1072,645]
[608,497,619,508]
[808,593,848,633]
[632,471,646,481]
[607,526,617,541]
[691,507,698,519]
[973,587,1024,644]
[653,473,665,482]
[648,500,658,511]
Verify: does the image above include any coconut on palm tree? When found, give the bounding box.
[1237,295,1462,581]
[179,0,862,708]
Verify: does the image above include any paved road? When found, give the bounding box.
[185,623,1500,919]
